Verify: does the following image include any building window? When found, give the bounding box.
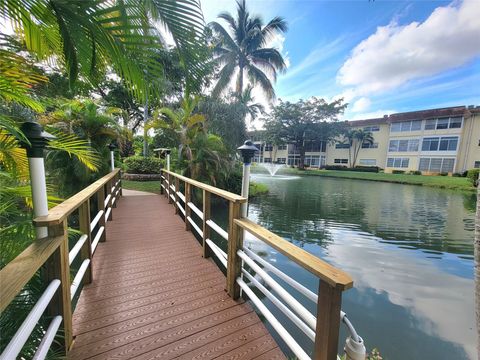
[474,161,480,168]
[387,157,409,168]
[361,142,378,149]
[263,158,271,163]
[391,120,422,132]
[277,144,287,150]
[419,157,455,173]
[264,144,273,151]
[335,143,350,149]
[305,155,320,167]
[277,157,286,164]
[364,126,380,132]
[421,136,458,151]
[388,139,419,152]
[359,159,376,166]
[424,117,463,130]
[304,140,326,152]
[334,159,348,164]
[287,155,299,166]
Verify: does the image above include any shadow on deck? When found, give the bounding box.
[69,190,285,360]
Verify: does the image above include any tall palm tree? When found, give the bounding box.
[209,0,288,100]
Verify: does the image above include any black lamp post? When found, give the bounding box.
[237,140,258,217]
[20,121,56,238]
[108,142,116,171]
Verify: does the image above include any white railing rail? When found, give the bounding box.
[0,169,123,358]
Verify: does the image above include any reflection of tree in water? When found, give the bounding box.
[250,176,474,257]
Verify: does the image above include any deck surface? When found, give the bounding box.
[69,190,285,360]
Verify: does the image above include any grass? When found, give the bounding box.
[281,168,475,192]
[122,179,269,196]
[122,180,162,194]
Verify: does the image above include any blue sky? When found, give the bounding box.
[201,0,480,121]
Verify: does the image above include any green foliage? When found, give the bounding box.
[392,170,406,174]
[249,182,268,197]
[209,0,288,99]
[124,156,163,174]
[264,97,347,169]
[409,170,422,175]
[467,168,480,186]
[325,165,379,173]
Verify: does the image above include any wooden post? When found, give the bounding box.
[185,182,191,230]
[226,201,242,299]
[78,200,93,284]
[174,177,180,214]
[96,186,106,242]
[313,281,343,360]
[45,221,73,354]
[168,174,173,204]
[160,170,164,195]
[106,181,113,221]
[202,190,211,258]
[118,171,123,197]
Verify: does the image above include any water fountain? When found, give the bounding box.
[259,162,285,176]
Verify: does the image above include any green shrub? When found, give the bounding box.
[392,170,405,174]
[325,165,348,170]
[467,168,480,186]
[409,170,422,175]
[452,172,463,177]
[124,156,163,174]
[249,182,268,197]
[438,172,449,176]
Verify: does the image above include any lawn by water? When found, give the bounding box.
[281,168,475,192]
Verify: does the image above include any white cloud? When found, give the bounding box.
[351,97,371,112]
[337,0,480,96]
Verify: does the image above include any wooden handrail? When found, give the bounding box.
[234,218,353,290]
[33,169,121,226]
[0,233,63,313]
[162,169,247,203]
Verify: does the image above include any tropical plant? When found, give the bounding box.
[149,95,206,162]
[343,129,374,167]
[209,0,288,99]
[0,0,208,100]
[236,85,265,120]
[264,97,347,169]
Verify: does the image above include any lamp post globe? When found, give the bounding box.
[237,140,258,218]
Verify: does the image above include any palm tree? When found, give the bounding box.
[341,129,357,167]
[209,0,288,99]
[0,0,207,100]
[352,129,374,167]
[237,85,265,121]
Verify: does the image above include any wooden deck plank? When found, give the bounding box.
[69,190,285,360]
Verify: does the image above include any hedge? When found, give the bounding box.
[467,168,480,186]
[124,156,163,174]
[325,165,380,173]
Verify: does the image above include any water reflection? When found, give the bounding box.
[248,174,475,360]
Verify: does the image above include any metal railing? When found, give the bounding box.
[161,169,363,360]
[0,169,122,359]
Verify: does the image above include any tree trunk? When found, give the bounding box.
[143,95,149,157]
[298,143,306,170]
[353,141,362,168]
[237,65,244,95]
[475,186,480,360]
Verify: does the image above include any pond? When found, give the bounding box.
[245,172,476,360]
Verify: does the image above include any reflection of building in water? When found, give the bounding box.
[249,105,480,174]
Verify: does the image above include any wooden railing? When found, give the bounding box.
[161,169,355,360]
[0,169,122,359]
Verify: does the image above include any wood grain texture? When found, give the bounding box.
[69,190,284,360]
[0,233,63,312]
[235,218,353,290]
[33,169,120,226]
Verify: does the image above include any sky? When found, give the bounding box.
[200,0,480,123]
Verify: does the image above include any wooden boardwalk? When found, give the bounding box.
[69,190,285,360]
